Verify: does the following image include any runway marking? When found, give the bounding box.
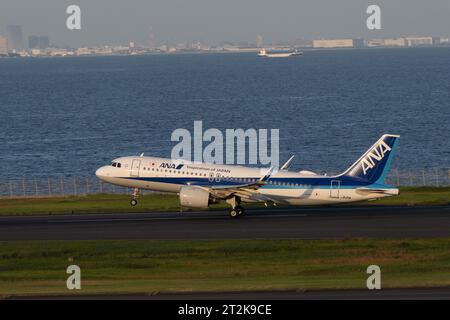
[46,214,308,224]
[1,205,448,223]
[1,206,449,241]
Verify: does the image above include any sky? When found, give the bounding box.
[1,0,450,47]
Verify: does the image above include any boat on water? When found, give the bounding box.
[258,48,303,58]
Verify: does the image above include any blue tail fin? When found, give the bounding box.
[339,134,400,184]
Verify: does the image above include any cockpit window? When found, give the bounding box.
[117,163,122,168]
[111,162,117,167]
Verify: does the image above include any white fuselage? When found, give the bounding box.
[95,156,398,206]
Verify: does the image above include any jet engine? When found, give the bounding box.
[179,186,212,208]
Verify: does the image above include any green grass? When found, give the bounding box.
[0,187,449,216]
[365,187,450,206]
[0,239,449,297]
[0,193,185,215]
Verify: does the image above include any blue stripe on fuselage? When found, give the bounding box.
[119,176,395,189]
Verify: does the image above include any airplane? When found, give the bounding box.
[95,134,400,218]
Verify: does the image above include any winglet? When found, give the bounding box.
[280,155,295,170]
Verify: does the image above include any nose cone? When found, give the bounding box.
[95,166,109,180]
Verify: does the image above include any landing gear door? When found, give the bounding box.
[330,180,340,198]
[130,159,141,177]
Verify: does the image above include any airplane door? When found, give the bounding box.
[130,159,141,177]
[330,180,340,198]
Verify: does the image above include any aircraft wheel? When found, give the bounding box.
[229,209,238,218]
[130,199,138,206]
[236,206,245,216]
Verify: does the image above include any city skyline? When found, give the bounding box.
[1,22,449,52]
[1,0,450,47]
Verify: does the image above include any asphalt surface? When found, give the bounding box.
[8,287,450,300]
[0,205,449,240]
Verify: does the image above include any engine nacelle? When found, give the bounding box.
[179,186,211,209]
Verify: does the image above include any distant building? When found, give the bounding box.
[0,36,8,55]
[383,38,406,47]
[405,37,433,47]
[313,39,354,48]
[47,48,72,57]
[366,39,384,47]
[76,47,92,55]
[110,46,128,54]
[439,37,450,45]
[353,38,365,48]
[6,25,24,52]
[95,47,113,55]
[367,37,435,48]
[30,48,42,56]
[38,36,50,49]
[28,35,39,49]
[29,35,50,49]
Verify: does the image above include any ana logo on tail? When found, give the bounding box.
[360,140,392,175]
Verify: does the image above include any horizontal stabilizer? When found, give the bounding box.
[356,187,399,195]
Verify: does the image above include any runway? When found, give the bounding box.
[0,205,449,240]
[7,287,450,300]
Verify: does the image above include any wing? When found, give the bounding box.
[196,167,278,203]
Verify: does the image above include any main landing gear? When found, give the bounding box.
[226,197,245,218]
[229,205,245,218]
[130,188,140,206]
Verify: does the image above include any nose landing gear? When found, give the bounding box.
[130,188,140,206]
